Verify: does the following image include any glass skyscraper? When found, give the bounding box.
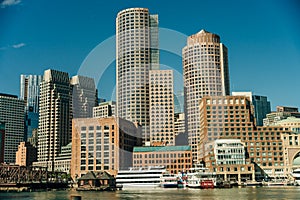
[20,75,42,140]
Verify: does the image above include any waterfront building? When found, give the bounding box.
[93,101,116,118]
[212,139,255,183]
[149,70,174,145]
[183,30,230,162]
[232,92,271,126]
[70,75,97,118]
[214,139,246,165]
[71,117,142,180]
[36,69,72,170]
[0,93,25,163]
[0,122,5,163]
[132,145,192,174]
[198,96,300,178]
[15,141,37,166]
[116,8,159,145]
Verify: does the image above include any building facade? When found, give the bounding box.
[0,93,25,163]
[20,75,42,141]
[232,92,271,126]
[71,117,142,179]
[149,70,174,145]
[183,30,230,162]
[54,142,72,173]
[71,75,97,118]
[15,141,37,166]
[116,7,159,145]
[0,122,5,163]
[199,96,296,178]
[36,69,72,170]
[93,101,116,118]
[132,146,192,174]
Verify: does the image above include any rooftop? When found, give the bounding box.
[133,145,191,152]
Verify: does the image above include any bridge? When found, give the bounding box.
[0,164,70,190]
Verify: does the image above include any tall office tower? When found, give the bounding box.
[70,75,97,118]
[183,30,230,162]
[116,8,159,145]
[149,70,174,146]
[37,69,72,170]
[20,75,43,113]
[232,92,271,126]
[20,75,42,140]
[0,93,25,163]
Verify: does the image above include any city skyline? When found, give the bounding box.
[0,0,300,110]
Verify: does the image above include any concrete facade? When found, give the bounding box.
[149,70,174,145]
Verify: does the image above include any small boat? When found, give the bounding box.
[242,181,262,187]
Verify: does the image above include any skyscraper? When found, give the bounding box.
[116,8,159,144]
[0,93,25,163]
[70,75,98,118]
[20,75,42,140]
[36,69,72,170]
[20,75,42,113]
[149,70,174,145]
[183,30,230,162]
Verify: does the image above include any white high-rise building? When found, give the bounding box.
[149,70,174,145]
[0,93,24,163]
[36,69,72,170]
[116,8,159,144]
[70,75,97,118]
[183,30,230,162]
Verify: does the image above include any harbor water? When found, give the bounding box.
[0,187,300,200]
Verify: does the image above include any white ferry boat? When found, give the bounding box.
[291,168,300,185]
[160,173,179,188]
[116,166,167,189]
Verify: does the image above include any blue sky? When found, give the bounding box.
[0,0,299,110]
